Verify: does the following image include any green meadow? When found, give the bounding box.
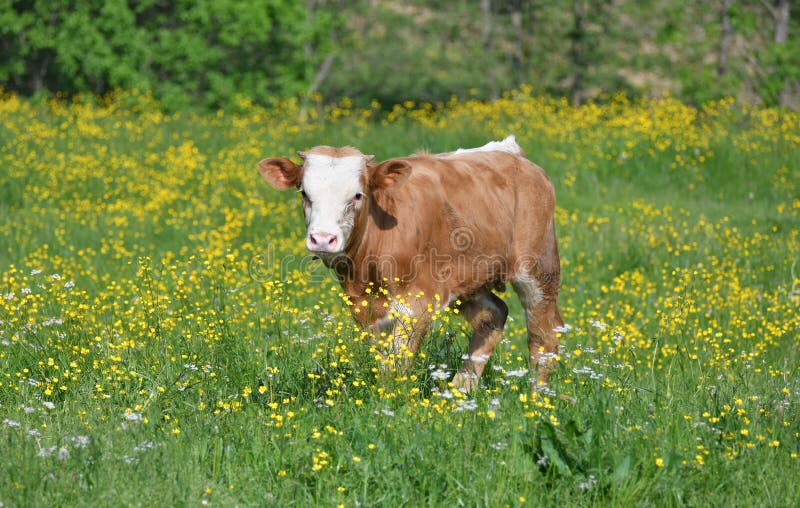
[1,91,798,506]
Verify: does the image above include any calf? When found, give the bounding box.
[258,136,563,391]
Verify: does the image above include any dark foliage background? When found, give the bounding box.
[1,0,798,109]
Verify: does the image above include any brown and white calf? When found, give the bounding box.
[258,136,563,391]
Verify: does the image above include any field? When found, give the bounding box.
[1,89,799,506]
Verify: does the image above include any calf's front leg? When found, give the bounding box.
[368,294,432,372]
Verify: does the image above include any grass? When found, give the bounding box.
[0,89,798,507]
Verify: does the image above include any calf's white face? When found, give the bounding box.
[259,146,411,258]
[300,154,366,254]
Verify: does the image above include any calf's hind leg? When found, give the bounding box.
[452,290,509,392]
[512,273,562,390]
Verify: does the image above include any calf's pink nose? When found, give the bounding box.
[307,232,338,251]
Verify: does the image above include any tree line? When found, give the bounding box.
[1,0,797,110]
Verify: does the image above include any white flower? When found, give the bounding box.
[553,323,573,334]
[3,419,21,428]
[57,447,70,460]
[71,435,90,448]
[30,269,43,276]
[38,446,56,457]
[123,412,143,422]
[572,366,604,380]
[455,399,478,411]
[434,388,454,399]
[430,368,450,381]
[133,440,155,453]
[42,401,55,410]
[589,320,607,330]
[578,474,598,491]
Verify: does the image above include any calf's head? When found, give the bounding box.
[259,146,410,257]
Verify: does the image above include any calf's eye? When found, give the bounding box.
[353,193,363,201]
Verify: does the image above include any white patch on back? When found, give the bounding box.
[451,134,522,156]
[301,154,365,247]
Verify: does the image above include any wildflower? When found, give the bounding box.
[71,436,90,448]
[123,412,143,423]
[430,368,450,381]
[38,447,56,458]
[455,399,478,411]
[133,441,155,453]
[553,324,573,334]
[578,474,597,491]
[589,320,607,330]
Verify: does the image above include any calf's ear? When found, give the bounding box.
[368,159,411,192]
[258,157,302,190]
